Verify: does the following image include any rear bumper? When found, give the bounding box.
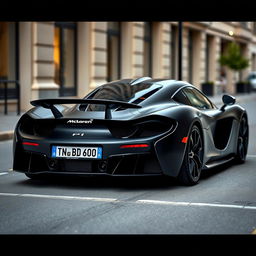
[13,118,185,177]
[13,133,163,176]
[14,150,163,176]
[18,135,155,160]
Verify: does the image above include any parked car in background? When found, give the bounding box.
[247,71,256,90]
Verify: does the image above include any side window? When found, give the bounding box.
[183,87,214,110]
[173,89,191,106]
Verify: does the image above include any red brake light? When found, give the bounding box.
[120,144,149,149]
[181,137,188,144]
[22,142,39,146]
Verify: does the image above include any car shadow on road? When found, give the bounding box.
[15,160,241,190]
[16,174,180,191]
[200,160,235,181]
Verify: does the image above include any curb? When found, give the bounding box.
[0,131,14,141]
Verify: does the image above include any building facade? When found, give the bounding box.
[1,21,256,112]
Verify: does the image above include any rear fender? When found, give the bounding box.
[154,106,201,177]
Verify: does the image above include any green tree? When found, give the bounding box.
[219,42,249,82]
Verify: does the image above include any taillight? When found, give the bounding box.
[120,144,149,149]
[22,142,39,146]
[181,137,188,143]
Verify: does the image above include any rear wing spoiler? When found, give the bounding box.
[30,98,141,119]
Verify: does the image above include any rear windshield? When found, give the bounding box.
[87,82,161,111]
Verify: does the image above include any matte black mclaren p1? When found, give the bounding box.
[13,77,249,185]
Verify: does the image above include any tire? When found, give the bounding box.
[178,125,204,186]
[235,116,249,164]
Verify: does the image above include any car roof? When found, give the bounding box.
[108,77,190,95]
[87,77,196,107]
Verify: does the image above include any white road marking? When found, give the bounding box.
[247,155,256,157]
[0,172,8,176]
[0,192,19,196]
[136,200,190,206]
[0,192,256,210]
[21,194,119,202]
[189,202,244,209]
[244,206,256,210]
[0,192,118,202]
[135,199,256,210]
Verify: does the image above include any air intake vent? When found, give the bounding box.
[131,88,161,105]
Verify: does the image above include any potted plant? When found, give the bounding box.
[219,42,250,93]
[236,80,251,93]
[201,81,215,96]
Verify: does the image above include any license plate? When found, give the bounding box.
[52,146,102,159]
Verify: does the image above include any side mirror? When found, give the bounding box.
[220,94,236,111]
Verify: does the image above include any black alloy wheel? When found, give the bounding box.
[178,125,204,185]
[235,116,249,163]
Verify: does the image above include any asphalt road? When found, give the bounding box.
[0,97,256,234]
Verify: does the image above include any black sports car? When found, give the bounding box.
[13,77,249,185]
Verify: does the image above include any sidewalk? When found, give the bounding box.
[0,111,24,141]
[0,92,256,141]
[209,91,256,106]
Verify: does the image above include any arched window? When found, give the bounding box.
[54,22,77,96]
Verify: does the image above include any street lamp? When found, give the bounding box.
[228,30,234,36]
